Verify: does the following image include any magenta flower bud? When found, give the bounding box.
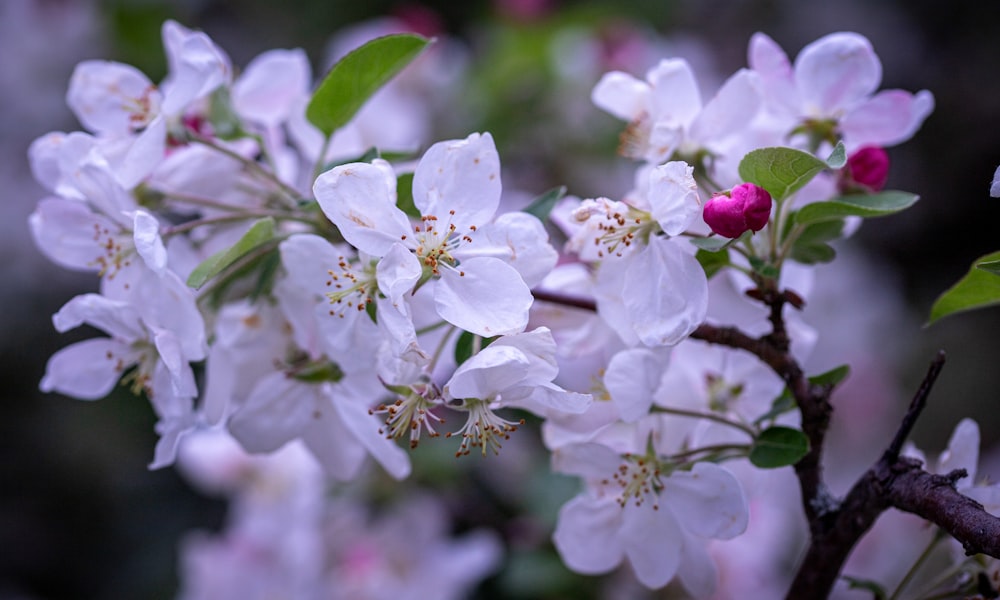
[839,146,889,193]
[703,183,773,238]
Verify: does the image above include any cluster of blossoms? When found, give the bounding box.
[35,18,994,598]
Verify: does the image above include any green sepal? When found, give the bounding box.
[695,248,730,279]
[292,360,344,384]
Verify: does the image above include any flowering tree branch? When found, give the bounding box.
[535,287,1000,597]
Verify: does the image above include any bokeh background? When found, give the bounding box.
[4,0,1000,597]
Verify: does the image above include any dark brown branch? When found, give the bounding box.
[884,350,946,461]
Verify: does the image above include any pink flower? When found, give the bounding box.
[703,183,772,238]
[839,146,889,193]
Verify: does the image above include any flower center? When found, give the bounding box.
[89,221,134,279]
[324,255,378,318]
[406,210,477,278]
[572,198,655,259]
[600,453,665,509]
[446,397,525,457]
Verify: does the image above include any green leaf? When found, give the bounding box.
[825,140,847,169]
[396,172,419,218]
[928,250,1000,324]
[809,364,850,386]
[186,218,276,289]
[788,220,844,265]
[749,426,810,468]
[695,248,730,279]
[738,146,828,201]
[306,33,431,137]
[795,191,919,225]
[753,388,796,425]
[977,259,1000,276]
[522,186,566,221]
[454,331,476,366]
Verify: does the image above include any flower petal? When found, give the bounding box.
[794,32,881,116]
[413,132,501,229]
[621,501,683,588]
[662,462,748,540]
[314,160,411,257]
[434,258,531,337]
[40,338,137,400]
[553,495,625,574]
[623,238,708,346]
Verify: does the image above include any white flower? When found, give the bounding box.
[442,327,591,455]
[748,31,934,150]
[314,132,556,338]
[552,440,748,594]
[592,58,762,163]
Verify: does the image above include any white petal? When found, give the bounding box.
[662,462,748,540]
[551,442,623,478]
[675,529,719,598]
[228,373,315,453]
[29,198,120,273]
[647,59,702,125]
[992,165,1000,198]
[279,233,345,293]
[553,495,625,574]
[160,20,231,116]
[591,71,649,121]
[647,161,700,236]
[132,210,167,275]
[624,238,708,346]
[313,161,411,257]
[840,89,934,148]
[434,258,531,337]
[376,243,422,306]
[232,48,310,126]
[40,338,136,400]
[621,501,683,588]
[445,344,530,400]
[413,132,501,229]
[464,212,558,287]
[938,418,980,482]
[689,68,762,147]
[300,397,367,480]
[747,32,798,115]
[794,32,881,116]
[52,293,145,339]
[330,383,411,480]
[66,60,160,135]
[606,347,670,422]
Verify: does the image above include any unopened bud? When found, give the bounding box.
[839,146,889,193]
[703,183,772,238]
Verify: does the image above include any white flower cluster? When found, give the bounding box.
[29,20,938,596]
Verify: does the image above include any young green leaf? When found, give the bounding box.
[689,235,735,252]
[695,248,730,279]
[808,364,850,386]
[306,33,431,137]
[187,217,276,289]
[928,250,1000,324]
[794,191,918,225]
[788,219,843,265]
[749,426,810,468]
[737,146,828,202]
[522,186,567,221]
[753,388,796,426]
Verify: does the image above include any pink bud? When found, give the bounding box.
[703,183,772,238]
[840,146,889,193]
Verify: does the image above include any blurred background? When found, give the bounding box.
[4,0,1000,597]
